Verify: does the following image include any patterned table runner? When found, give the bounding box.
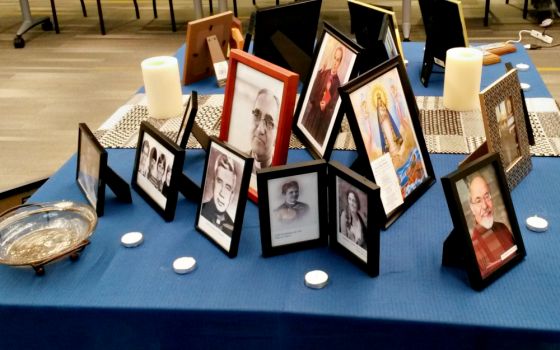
[94,94,560,157]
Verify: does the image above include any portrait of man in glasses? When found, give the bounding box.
[250,88,279,171]
[465,172,517,278]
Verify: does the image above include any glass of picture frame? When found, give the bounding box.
[132,122,185,222]
[76,123,131,217]
[479,69,532,190]
[441,152,526,291]
[256,159,328,257]
[195,137,253,258]
[219,49,299,202]
[339,56,436,228]
[328,160,382,277]
[292,21,362,160]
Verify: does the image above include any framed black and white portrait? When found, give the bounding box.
[256,160,328,257]
[442,152,526,290]
[176,91,199,149]
[292,21,362,160]
[195,137,253,258]
[76,123,107,216]
[329,161,381,277]
[132,121,184,222]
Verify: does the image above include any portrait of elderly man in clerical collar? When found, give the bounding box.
[250,88,280,171]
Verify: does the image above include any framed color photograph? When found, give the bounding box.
[176,91,199,148]
[441,152,526,290]
[132,122,185,222]
[339,56,436,228]
[328,161,382,277]
[257,160,328,257]
[219,49,299,202]
[293,21,362,160]
[195,137,253,258]
[183,11,233,85]
[77,123,108,216]
[479,69,532,190]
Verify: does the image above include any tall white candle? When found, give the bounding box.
[443,47,483,111]
[141,56,184,119]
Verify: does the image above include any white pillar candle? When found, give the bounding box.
[443,47,483,111]
[141,56,184,120]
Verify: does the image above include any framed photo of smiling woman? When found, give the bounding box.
[441,152,526,291]
[219,49,299,203]
[196,137,253,258]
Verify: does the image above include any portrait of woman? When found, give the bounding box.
[339,189,367,249]
[147,147,158,186]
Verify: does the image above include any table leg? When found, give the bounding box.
[218,0,227,12]
[402,0,411,41]
[15,0,53,48]
[193,0,203,19]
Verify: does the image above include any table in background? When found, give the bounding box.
[0,42,558,349]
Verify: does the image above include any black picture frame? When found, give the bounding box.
[339,56,436,229]
[76,123,132,217]
[176,91,199,149]
[441,152,526,291]
[257,159,328,257]
[195,137,253,258]
[328,160,381,277]
[132,122,185,222]
[292,21,363,160]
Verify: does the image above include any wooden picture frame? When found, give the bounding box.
[219,49,299,202]
[195,137,253,258]
[257,159,328,257]
[347,0,405,69]
[479,69,532,190]
[441,152,526,291]
[183,11,233,85]
[132,122,185,222]
[292,21,362,160]
[339,56,436,229]
[328,160,381,277]
[76,123,131,217]
[176,91,199,149]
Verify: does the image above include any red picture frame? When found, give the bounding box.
[219,49,299,202]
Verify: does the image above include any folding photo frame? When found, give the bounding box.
[183,11,233,85]
[257,159,328,257]
[479,69,532,190]
[328,161,382,277]
[76,123,132,217]
[419,0,468,86]
[132,122,186,222]
[219,49,299,202]
[195,137,253,258]
[339,56,436,229]
[292,21,362,160]
[347,0,405,70]
[252,0,323,83]
[176,91,198,149]
[441,152,526,291]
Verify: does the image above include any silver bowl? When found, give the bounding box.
[0,201,97,274]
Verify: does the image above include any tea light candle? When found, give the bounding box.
[141,56,184,120]
[443,47,483,111]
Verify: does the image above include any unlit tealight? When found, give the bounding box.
[121,232,144,247]
[526,216,548,232]
[173,257,197,274]
[304,270,329,289]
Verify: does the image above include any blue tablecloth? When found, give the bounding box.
[1,42,558,349]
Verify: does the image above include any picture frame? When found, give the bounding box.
[76,123,132,217]
[176,91,199,149]
[292,21,362,160]
[479,69,532,190]
[252,0,323,83]
[132,121,185,222]
[347,0,405,69]
[195,136,253,258]
[339,56,436,229]
[441,152,526,291]
[183,11,233,85]
[257,159,328,257]
[328,160,382,277]
[219,49,299,202]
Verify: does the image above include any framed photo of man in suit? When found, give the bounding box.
[195,137,253,258]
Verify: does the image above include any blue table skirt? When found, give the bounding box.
[0,148,558,348]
